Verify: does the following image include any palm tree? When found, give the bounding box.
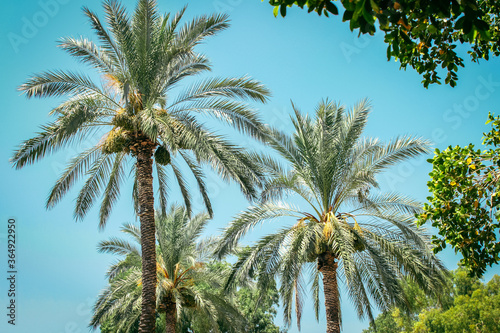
[91,205,245,333]
[11,1,270,331]
[215,100,449,333]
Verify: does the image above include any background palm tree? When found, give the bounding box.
[216,100,449,333]
[11,1,270,331]
[91,205,245,333]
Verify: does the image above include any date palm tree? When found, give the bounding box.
[216,100,448,333]
[11,1,270,331]
[91,205,245,333]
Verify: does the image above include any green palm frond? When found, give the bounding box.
[359,212,428,248]
[279,232,309,327]
[175,12,230,49]
[74,153,115,220]
[19,70,107,99]
[172,76,271,106]
[12,122,88,170]
[248,152,286,179]
[98,237,141,257]
[265,127,301,166]
[106,259,136,280]
[310,264,321,320]
[224,227,294,291]
[46,146,102,208]
[99,152,126,229]
[82,5,123,69]
[337,99,371,153]
[348,192,422,216]
[174,98,266,140]
[159,54,211,95]
[91,268,142,330]
[178,129,263,199]
[58,36,116,73]
[181,208,211,246]
[121,222,142,244]
[179,151,213,217]
[12,96,113,172]
[360,135,432,174]
[136,107,161,140]
[103,0,135,74]
[215,202,302,259]
[170,160,192,216]
[155,161,169,215]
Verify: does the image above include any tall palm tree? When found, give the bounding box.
[11,1,270,331]
[216,100,449,333]
[91,205,245,333]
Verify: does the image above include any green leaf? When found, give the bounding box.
[325,1,338,15]
[280,4,287,17]
[273,5,280,17]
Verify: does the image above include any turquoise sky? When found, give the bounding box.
[1,1,500,332]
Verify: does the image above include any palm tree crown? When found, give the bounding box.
[216,100,448,333]
[12,1,270,223]
[92,205,245,333]
[11,1,270,331]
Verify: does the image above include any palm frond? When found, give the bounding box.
[121,222,142,245]
[98,237,141,257]
[170,160,192,216]
[103,0,136,77]
[58,36,116,73]
[46,146,102,208]
[74,153,115,220]
[19,70,106,99]
[179,151,212,217]
[215,203,302,259]
[11,117,95,170]
[172,98,267,140]
[362,135,432,174]
[175,12,230,49]
[348,192,422,216]
[155,161,169,215]
[99,152,126,229]
[82,5,123,69]
[172,76,271,106]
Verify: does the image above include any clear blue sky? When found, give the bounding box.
[1,1,500,332]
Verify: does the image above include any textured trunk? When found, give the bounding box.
[136,140,157,333]
[164,302,176,333]
[319,251,340,333]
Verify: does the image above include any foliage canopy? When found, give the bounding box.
[267,0,500,87]
[362,268,500,333]
[418,113,500,277]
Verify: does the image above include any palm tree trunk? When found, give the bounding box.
[164,302,176,333]
[136,140,158,333]
[319,251,340,333]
